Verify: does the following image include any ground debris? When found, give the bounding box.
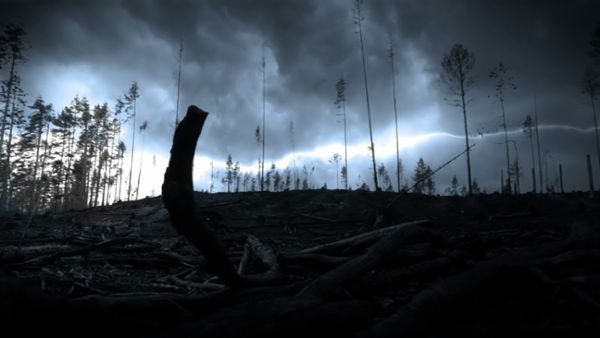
[1,191,599,337]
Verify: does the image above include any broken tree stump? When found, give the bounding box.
[162,105,282,288]
[162,105,242,286]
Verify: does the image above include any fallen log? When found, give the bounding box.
[358,256,501,338]
[7,237,149,266]
[358,238,573,338]
[297,224,435,299]
[297,219,431,256]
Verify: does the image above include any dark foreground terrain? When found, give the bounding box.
[1,190,599,337]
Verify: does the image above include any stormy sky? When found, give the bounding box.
[2,0,599,195]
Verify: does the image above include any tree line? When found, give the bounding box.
[214,152,485,197]
[0,24,148,214]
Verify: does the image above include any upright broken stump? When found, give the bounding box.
[162,105,282,288]
[162,105,243,287]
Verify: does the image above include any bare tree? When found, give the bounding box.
[210,160,215,193]
[586,25,600,179]
[334,77,349,190]
[135,120,148,200]
[123,81,139,201]
[584,66,600,177]
[522,115,537,193]
[329,153,341,189]
[533,86,544,193]
[175,39,183,127]
[353,0,378,191]
[289,120,298,189]
[388,39,402,192]
[223,155,233,193]
[115,141,126,202]
[489,63,517,194]
[255,125,261,189]
[441,44,475,195]
[260,48,266,192]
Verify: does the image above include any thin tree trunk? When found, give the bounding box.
[175,39,183,126]
[390,42,401,192]
[117,148,124,203]
[63,123,75,210]
[93,155,102,207]
[357,15,379,191]
[587,154,595,195]
[559,164,564,193]
[0,59,16,209]
[342,99,348,190]
[534,89,543,193]
[500,98,511,194]
[4,94,17,210]
[261,54,266,192]
[30,122,45,212]
[127,100,136,201]
[135,138,144,200]
[39,122,52,210]
[529,135,536,193]
[589,92,600,177]
[459,65,472,195]
[55,133,66,211]
[103,135,115,206]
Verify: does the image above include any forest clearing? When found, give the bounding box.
[1,106,599,337]
[2,0,600,335]
[1,188,599,337]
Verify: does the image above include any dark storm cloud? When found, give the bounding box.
[1,0,599,192]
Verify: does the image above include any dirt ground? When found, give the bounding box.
[1,190,599,337]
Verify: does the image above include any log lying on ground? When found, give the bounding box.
[161,105,282,288]
[359,256,501,338]
[297,219,431,256]
[358,238,574,338]
[297,224,435,299]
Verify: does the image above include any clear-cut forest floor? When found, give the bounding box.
[1,190,599,337]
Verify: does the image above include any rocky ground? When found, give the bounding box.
[1,190,599,337]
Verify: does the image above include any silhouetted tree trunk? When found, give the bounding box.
[353,0,379,191]
[162,105,282,287]
[490,63,517,194]
[522,115,536,193]
[124,81,139,201]
[533,88,544,193]
[135,120,148,200]
[261,51,266,192]
[441,44,475,195]
[388,40,402,192]
[583,67,600,177]
[334,78,348,190]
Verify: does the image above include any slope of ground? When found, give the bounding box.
[1,190,599,337]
